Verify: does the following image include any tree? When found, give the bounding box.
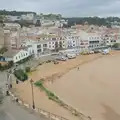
[8,61,14,68]
[59,41,63,50]
[25,67,31,73]
[0,47,8,54]
[14,69,28,81]
[55,42,59,52]
[112,43,120,48]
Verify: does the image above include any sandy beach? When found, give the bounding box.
[13,51,120,120]
[48,52,120,120]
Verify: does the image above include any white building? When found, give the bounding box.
[88,33,104,50]
[6,15,21,22]
[103,33,120,46]
[4,23,21,30]
[3,49,30,63]
[22,40,48,58]
[21,13,35,21]
[40,20,55,27]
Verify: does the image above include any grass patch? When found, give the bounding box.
[34,80,60,103]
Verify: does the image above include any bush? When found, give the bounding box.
[8,61,14,68]
[112,43,120,48]
[34,80,45,90]
[14,69,28,81]
[0,61,13,71]
[35,79,60,103]
[0,47,8,54]
[25,67,31,73]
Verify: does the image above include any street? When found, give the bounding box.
[0,72,48,120]
[0,97,48,120]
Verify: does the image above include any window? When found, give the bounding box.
[37,49,41,53]
[43,44,47,47]
[73,44,75,47]
[37,45,41,48]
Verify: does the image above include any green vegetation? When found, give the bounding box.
[14,69,28,81]
[64,17,120,27]
[41,14,62,20]
[35,80,60,102]
[25,67,31,73]
[112,43,120,48]
[0,10,36,16]
[0,47,8,54]
[0,61,14,71]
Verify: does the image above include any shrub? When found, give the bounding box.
[35,80,60,103]
[112,43,120,48]
[25,67,31,73]
[0,61,13,71]
[14,69,28,81]
[0,47,8,54]
[34,80,43,86]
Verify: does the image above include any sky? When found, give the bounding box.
[0,0,120,17]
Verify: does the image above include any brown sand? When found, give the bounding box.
[48,52,120,120]
[14,51,120,120]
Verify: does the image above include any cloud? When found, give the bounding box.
[0,0,120,17]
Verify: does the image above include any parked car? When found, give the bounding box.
[94,50,100,53]
[89,51,94,54]
[101,49,110,55]
[56,56,68,61]
[67,54,76,59]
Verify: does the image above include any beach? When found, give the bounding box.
[13,51,120,120]
[48,52,120,120]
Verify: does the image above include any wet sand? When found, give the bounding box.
[48,52,120,120]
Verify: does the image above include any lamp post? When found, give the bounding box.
[30,79,35,109]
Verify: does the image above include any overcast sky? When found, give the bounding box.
[0,0,120,17]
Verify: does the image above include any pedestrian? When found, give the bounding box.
[77,67,79,71]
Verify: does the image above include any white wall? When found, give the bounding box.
[13,50,30,63]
